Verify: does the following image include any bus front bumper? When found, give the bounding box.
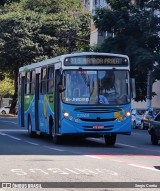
[59,118,131,136]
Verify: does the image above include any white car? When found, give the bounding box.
[0,106,11,114]
[131,108,146,129]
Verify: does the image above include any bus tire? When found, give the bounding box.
[104,134,116,146]
[53,134,61,144]
[49,116,53,139]
[151,132,159,145]
[28,117,36,138]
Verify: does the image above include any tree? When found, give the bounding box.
[0,74,14,108]
[0,0,91,112]
[0,0,20,6]
[93,0,160,101]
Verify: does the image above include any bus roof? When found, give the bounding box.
[19,52,129,72]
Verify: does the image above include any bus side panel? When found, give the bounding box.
[37,94,54,134]
[23,95,35,130]
[39,94,46,132]
[18,76,25,127]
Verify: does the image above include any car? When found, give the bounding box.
[131,108,146,129]
[141,108,160,130]
[0,106,11,114]
[148,112,160,145]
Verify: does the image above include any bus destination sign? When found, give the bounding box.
[64,55,128,66]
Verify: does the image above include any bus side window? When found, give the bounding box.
[31,70,35,94]
[25,72,31,95]
[41,68,47,94]
[47,67,54,93]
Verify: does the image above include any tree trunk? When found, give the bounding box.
[10,70,18,114]
[0,96,2,108]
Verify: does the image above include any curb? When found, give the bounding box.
[0,114,17,118]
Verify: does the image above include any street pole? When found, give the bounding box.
[146,70,152,109]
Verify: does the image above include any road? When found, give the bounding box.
[0,115,160,191]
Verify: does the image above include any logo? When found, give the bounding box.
[2,183,11,188]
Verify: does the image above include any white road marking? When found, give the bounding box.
[89,138,137,149]
[0,120,18,124]
[0,131,21,141]
[7,135,21,141]
[44,146,65,152]
[112,159,124,162]
[30,169,49,175]
[74,168,98,175]
[24,141,39,146]
[11,168,118,176]
[117,143,137,148]
[84,155,102,159]
[0,129,27,132]
[0,132,7,135]
[65,168,80,174]
[129,164,160,172]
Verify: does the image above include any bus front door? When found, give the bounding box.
[53,68,61,142]
[21,76,25,127]
[35,72,40,132]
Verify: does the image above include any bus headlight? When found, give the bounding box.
[115,110,130,122]
[64,112,69,117]
[126,111,131,117]
[63,110,79,123]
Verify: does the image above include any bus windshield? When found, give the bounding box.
[62,70,130,105]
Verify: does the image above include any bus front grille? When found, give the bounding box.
[75,107,122,113]
[80,118,116,122]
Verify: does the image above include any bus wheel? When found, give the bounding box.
[104,134,116,146]
[28,117,35,138]
[49,116,53,139]
[53,134,61,144]
[151,132,159,145]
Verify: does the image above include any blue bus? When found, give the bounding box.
[18,52,135,146]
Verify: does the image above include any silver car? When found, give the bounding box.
[131,108,146,129]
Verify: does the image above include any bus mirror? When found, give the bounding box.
[59,74,66,93]
[131,78,136,98]
[59,84,65,93]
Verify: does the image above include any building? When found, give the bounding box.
[90,0,108,46]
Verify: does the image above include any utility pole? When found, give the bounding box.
[146,0,154,109]
[146,70,152,109]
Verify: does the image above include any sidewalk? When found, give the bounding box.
[0,114,17,118]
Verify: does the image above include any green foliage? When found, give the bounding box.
[0,0,20,6]
[93,0,160,101]
[0,74,14,98]
[0,0,90,72]
[0,0,91,110]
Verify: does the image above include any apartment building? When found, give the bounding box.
[82,0,108,45]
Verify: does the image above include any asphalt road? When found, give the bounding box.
[0,115,160,191]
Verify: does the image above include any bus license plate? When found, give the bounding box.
[93,125,104,129]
